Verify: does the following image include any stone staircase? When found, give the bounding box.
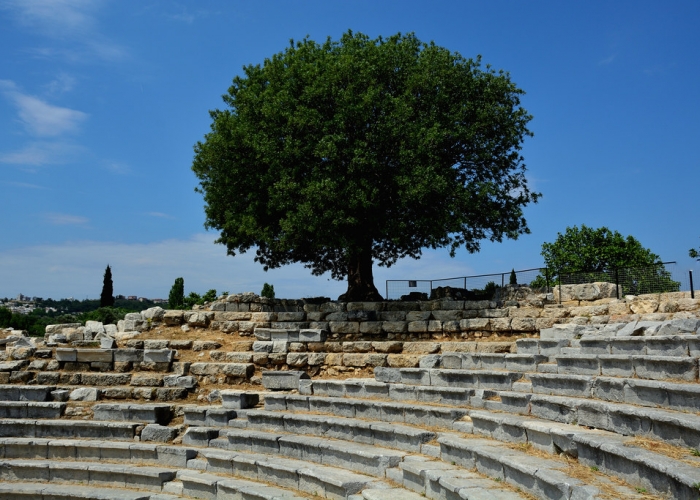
[0,313,700,499]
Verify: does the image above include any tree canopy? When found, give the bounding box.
[535,225,678,295]
[192,31,539,300]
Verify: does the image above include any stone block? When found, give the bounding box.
[382,321,408,334]
[143,349,173,363]
[329,321,360,334]
[262,371,310,390]
[75,349,113,363]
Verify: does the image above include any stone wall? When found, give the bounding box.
[162,284,700,341]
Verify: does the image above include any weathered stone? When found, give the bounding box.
[163,310,184,325]
[329,321,360,334]
[262,370,309,390]
[69,387,99,401]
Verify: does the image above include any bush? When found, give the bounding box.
[261,283,275,299]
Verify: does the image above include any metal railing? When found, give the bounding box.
[386,261,690,301]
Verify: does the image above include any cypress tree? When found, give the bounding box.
[169,277,185,309]
[100,265,115,307]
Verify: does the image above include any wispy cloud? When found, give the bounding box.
[147,212,175,219]
[3,180,48,190]
[103,161,131,175]
[2,0,127,63]
[0,80,87,137]
[167,5,209,24]
[598,54,616,65]
[45,213,89,226]
[0,141,85,166]
[45,73,77,95]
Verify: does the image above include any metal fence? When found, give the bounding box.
[385,261,691,301]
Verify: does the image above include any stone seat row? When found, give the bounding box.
[373,367,700,413]
[0,380,191,403]
[0,482,184,500]
[184,410,646,499]
[437,351,700,382]
[300,379,700,449]
[0,436,407,500]
[516,335,700,357]
[241,401,700,498]
[186,428,529,499]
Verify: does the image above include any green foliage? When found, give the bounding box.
[202,289,218,303]
[78,307,125,325]
[0,307,11,327]
[690,248,699,260]
[261,283,275,299]
[183,292,201,309]
[539,225,679,295]
[529,274,549,289]
[100,264,115,307]
[192,31,539,300]
[483,281,498,298]
[168,277,185,309]
[509,269,517,285]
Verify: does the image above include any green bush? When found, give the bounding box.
[261,283,275,299]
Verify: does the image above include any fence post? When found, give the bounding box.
[464,277,466,290]
[501,273,504,289]
[690,270,695,299]
[558,271,561,304]
[385,281,389,301]
[430,280,433,299]
[615,268,620,299]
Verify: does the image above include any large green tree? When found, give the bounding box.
[192,31,539,300]
[537,225,678,294]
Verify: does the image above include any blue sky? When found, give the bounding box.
[1,0,699,300]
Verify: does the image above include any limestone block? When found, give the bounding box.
[406,311,431,322]
[143,349,173,363]
[511,318,536,332]
[360,321,382,335]
[480,309,508,318]
[403,342,440,354]
[507,307,540,318]
[271,341,289,353]
[459,318,490,331]
[329,321,360,334]
[142,424,177,442]
[408,321,428,333]
[69,387,99,401]
[238,321,257,334]
[387,355,421,368]
[287,353,308,367]
[250,312,277,322]
[427,320,443,333]
[221,390,260,409]
[463,300,491,310]
[347,301,385,311]
[85,321,105,336]
[431,310,462,322]
[297,329,327,342]
[45,323,82,334]
[629,300,659,315]
[326,312,349,321]
[55,348,77,362]
[372,341,403,353]
[382,321,407,334]
[215,311,252,321]
[325,353,344,366]
[142,307,165,321]
[307,353,327,365]
[131,373,164,386]
[379,311,407,321]
[76,349,113,363]
[186,312,211,327]
[163,375,197,389]
[262,370,309,390]
[163,310,184,325]
[489,318,512,331]
[320,302,346,313]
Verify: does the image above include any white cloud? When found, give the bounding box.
[0,141,85,166]
[0,234,473,301]
[0,80,88,137]
[45,213,89,226]
[103,161,131,174]
[45,73,77,95]
[147,212,174,219]
[2,0,127,63]
[3,180,48,190]
[598,54,616,65]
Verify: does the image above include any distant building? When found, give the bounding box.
[127,296,137,300]
[116,295,125,300]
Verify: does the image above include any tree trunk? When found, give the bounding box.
[338,246,383,302]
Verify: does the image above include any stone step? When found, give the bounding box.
[579,335,700,356]
[0,458,176,491]
[176,469,309,500]
[92,403,173,424]
[204,427,406,477]
[264,394,469,429]
[388,460,526,500]
[0,401,65,419]
[436,433,648,500]
[195,447,388,499]
[243,410,437,454]
[0,384,55,401]
[0,418,140,441]
[183,405,242,426]
[0,482,185,500]
[514,338,572,355]
[526,374,700,412]
[375,368,523,392]
[439,353,548,372]
[554,354,699,381]
[0,437,197,466]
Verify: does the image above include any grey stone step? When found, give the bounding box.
[575,432,700,500]
[243,409,437,453]
[439,353,548,372]
[183,405,241,426]
[554,354,699,381]
[188,362,255,379]
[392,457,530,500]
[266,394,469,429]
[0,482,185,499]
[514,338,571,355]
[374,368,523,391]
[0,437,196,466]
[0,401,65,419]
[217,427,406,477]
[176,469,316,500]
[0,384,55,401]
[92,403,173,424]
[526,374,700,412]
[579,335,700,356]
[0,418,139,441]
[0,458,176,491]
[436,433,647,500]
[196,447,388,499]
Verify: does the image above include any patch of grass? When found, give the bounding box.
[493,477,502,482]
[635,487,647,494]
[590,465,599,472]
[690,448,700,457]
